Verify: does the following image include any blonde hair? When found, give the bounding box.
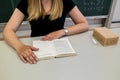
[28,0,63,21]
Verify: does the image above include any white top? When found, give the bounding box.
[0,28,120,80]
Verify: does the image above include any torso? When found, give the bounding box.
[17,0,75,37]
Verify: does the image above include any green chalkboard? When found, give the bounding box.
[0,0,20,23]
[0,0,13,23]
[13,0,21,8]
[73,0,112,16]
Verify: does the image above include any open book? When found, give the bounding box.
[33,38,77,60]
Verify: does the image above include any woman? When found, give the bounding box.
[3,0,89,64]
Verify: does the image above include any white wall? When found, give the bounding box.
[112,0,120,22]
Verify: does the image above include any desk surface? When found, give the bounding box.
[0,28,120,80]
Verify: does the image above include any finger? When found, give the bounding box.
[31,46,39,51]
[28,50,38,63]
[42,35,53,40]
[22,49,36,64]
[31,53,38,61]
[29,56,37,64]
[28,49,38,61]
[19,55,27,64]
[41,36,48,41]
[45,37,52,41]
[25,50,35,64]
[22,51,32,64]
[26,57,33,64]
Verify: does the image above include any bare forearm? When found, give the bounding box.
[3,29,24,51]
[66,22,89,35]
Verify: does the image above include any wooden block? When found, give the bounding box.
[93,27,119,46]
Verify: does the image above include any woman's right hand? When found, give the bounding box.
[16,45,39,64]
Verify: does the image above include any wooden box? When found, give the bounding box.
[93,27,119,46]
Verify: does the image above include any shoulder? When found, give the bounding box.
[63,0,76,14]
[16,0,28,16]
[17,0,28,8]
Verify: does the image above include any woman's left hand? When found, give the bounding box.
[41,29,65,41]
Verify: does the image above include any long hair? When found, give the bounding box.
[28,0,63,21]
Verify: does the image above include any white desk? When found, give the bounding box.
[0,28,120,80]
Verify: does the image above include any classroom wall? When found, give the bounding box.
[112,0,120,22]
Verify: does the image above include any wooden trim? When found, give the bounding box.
[105,0,117,28]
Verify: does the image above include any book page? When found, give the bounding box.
[33,40,55,59]
[53,38,76,57]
